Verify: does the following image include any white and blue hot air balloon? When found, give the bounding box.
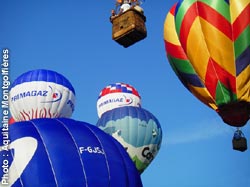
[9,69,75,121]
[97,106,163,173]
[97,83,141,118]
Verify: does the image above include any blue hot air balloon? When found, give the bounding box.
[9,69,76,121]
[0,118,142,187]
[96,106,162,173]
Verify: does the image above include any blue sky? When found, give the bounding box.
[1,1,250,186]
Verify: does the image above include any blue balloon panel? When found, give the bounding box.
[10,69,75,94]
[0,118,142,187]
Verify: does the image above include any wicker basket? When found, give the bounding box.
[111,8,147,48]
[232,137,247,152]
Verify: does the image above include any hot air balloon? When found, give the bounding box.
[164,0,250,151]
[110,0,147,47]
[96,106,162,173]
[97,82,141,118]
[0,118,142,187]
[9,69,76,121]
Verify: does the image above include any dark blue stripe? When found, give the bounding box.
[236,46,250,76]
[179,71,204,88]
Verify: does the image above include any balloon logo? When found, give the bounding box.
[0,118,142,187]
[8,117,15,125]
[9,69,76,121]
[42,86,62,103]
[163,0,250,127]
[97,83,141,118]
[97,106,162,173]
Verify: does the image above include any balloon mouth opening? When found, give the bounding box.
[217,100,250,127]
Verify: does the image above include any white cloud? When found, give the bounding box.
[162,117,234,146]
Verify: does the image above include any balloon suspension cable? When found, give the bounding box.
[234,127,246,138]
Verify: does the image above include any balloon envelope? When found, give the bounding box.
[164,0,250,127]
[97,83,141,118]
[96,106,162,173]
[9,69,76,121]
[0,118,142,187]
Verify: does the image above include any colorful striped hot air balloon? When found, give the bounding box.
[164,0,250,127]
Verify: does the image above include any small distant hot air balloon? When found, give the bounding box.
[97,83,141,118]
[0,118,142,187]
[164,0,250,151]
[9,69,76,121]
[96,106,162,173]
